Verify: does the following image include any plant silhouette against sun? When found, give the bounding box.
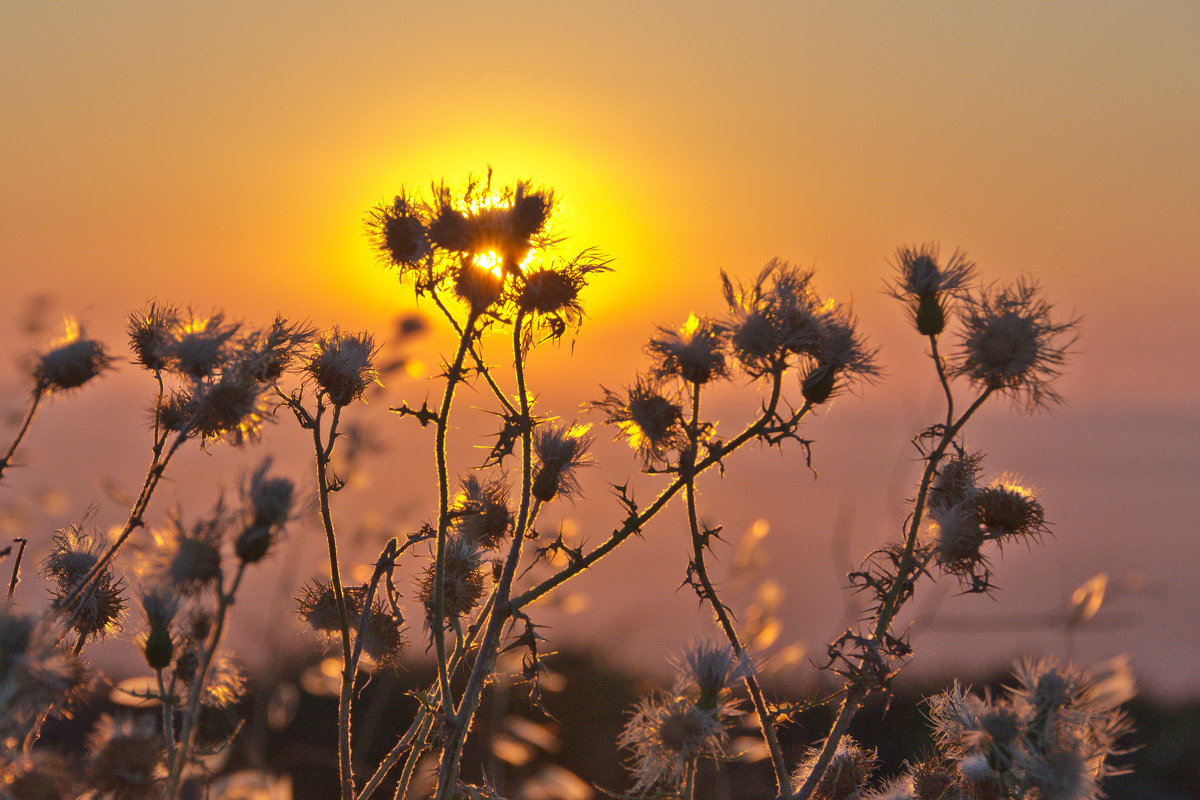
[0,172,1130,800]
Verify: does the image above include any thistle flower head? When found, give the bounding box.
[137,584,179,671]
[169,313,239,379]
[43,522,126,643]
[0,603,87,750]
[307,329,379,406]
[722,260,825,376]
[185,368,270,446]
[975,478,1047,541]
[674,640,751,710]
[417,534,486,624]
[594,375,685,468]
[646,313,729,385]
[86,714,163,799]
[235,457,295,563]
[929,449,983,512]
[618,692,728,794]
[955,277,1078,411]
[128,301,182,372]
[800,304,880,405]
[237,316,316,383]
[153,510,225,596]
[453,255,505,313]
[516,250,611,346]
[33,317,112,393]
[367,191,429,272]
[451,475,513,549]
[928,502,987,582]
[531,422,594,502]
[887,244,976,336]
[790,737,878,799]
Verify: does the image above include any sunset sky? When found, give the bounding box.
[3,3,1198,697]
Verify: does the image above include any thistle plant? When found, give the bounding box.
[0,173,1133,800]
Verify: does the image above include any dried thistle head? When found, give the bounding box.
[307,329,379,406]
[887,243,976,336]
[367,191,430,273]
[451,475,513,549]
[137,584,179,671]
[722,260,824,376]
[237,316,316,383]
[33,317,112,394]
[674,640,751,711]
[515,249,611,346]
[594,376,685,468]
[974,478,1047,541]
[86,714,163,799]
[128,301,183,372]
[184,368,271,446]
[0,604,88,750]
[417,535,486,624]
[800,304,880,405]
[646,313,729,385]
[531,422,593,502]
[42,522,126,643]
[955,277,1078,411]
[618,692,728,794]
[168,312,239,380]
[152,509,225,596]
[790,737,878,800]
[929,448,984,512]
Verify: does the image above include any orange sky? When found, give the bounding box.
[2,3,1198,696]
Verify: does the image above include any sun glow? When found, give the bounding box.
[472,250,505,277]
[51,315,82,346]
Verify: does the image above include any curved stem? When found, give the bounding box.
[60,428,189,630]
[929,335,954,427]
[683,381,791,795]
[511,370,789,612]
[164,563,247,799]
[430,290,515,417]
[794,387,994,800]
[0,390,43,484]
[432,311,479,716]
[311,398,356,800]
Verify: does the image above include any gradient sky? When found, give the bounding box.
[3,3,1198,697]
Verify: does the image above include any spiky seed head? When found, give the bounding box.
[929,450,983,511]
[86,715,163,799]
[454,257,505,312]
[138,586,178,671]
[367,192,429,270]
[531,423,593,502]
[128,302,182,371]
[156,513,224,596]
[186,370,268,445]
[510,182,554,241]
[297,579,354,634]
[452,476,513,549]
[887,244,976,336]
[518,268,577,315]
[169,314,239,379]
[646,313,729,385]
[618,693,728,793]
[790,738,878,800]
[595,377,685,467]
[428,199,472,252]
[800,305,880,404]
[307,329,379,406]
[975,480,1046,540]
[33,319,112,393]
[43,523,125,642]
[238,316,316,383]
[929,503,986,573]
[418,535,486,623]
[675,641,750,710]
[955,278,1078,411]
[245,458,294,529]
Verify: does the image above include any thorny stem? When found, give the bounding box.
[157,669,177,757]
[60,427,190,633]
[510,369,789,612]
[6,538,28,599]
[684,381,793,796]
[429,290,516,417]
[0,390,42,484]
[311,398,356,800]
[432,310,480,720]
[930,335,953,426]
[436,310,536,797]
[165,562,248,800]
[793,386,994,800]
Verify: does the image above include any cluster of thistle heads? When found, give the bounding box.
[0,171,1112,800]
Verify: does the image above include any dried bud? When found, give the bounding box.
[33,319,112,393]
[307,329,379,406]
[531,423,593,502]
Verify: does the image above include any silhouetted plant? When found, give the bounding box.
[0,172,1133,800]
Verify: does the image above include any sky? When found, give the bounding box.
[2,2,1198,698]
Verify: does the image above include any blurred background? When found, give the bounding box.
[3,2,1199,797]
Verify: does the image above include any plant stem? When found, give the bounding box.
[6,538,28,599]
[683,381,792,796]
[793,387,994,800]
[436,310,534,798]
[311,398,356,800]
[0,390,42,484]
[511,369,788,612]
[432,311,479,719]
[164,562,247,800]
